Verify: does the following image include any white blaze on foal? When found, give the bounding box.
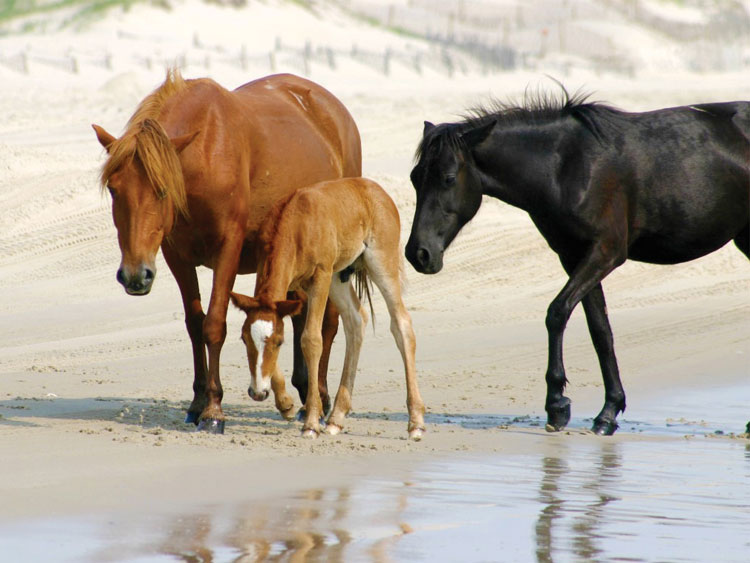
[250,319,273,396]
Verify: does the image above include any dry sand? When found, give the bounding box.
[0,0,748,523]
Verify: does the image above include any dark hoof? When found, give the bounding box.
[184,411,200,426]
[296,409,326,426]
[196,418,225,434]
[545,398,571,432]
[592,419,618,436]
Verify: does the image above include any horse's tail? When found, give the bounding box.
[354,267,376,331]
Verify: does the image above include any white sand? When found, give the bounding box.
[0,0,748,520]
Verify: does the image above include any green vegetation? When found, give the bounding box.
[0,0,145,28]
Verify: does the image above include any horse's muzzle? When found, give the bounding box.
[117,264,155,296]
[248,387,270,402]
[405,242,443,274]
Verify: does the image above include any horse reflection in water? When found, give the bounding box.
[535,443,622,563]
[146,486,411,562]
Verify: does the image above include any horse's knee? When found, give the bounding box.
[545,301,568,334]
[202,316,227,347]
[300,332,323,359]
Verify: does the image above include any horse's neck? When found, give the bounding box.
[476,125,569,213]
[255,244,298,304]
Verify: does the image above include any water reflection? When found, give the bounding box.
[535,443,622,562]
[3,438,749,562]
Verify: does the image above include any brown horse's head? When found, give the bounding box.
[230,293,303,401]
[93,68,197,295]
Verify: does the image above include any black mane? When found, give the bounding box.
[416,86,621,160]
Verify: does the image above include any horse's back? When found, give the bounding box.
[234,73,361,177]
[612,102,749,263]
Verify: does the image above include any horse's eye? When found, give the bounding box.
[445,175,456,187]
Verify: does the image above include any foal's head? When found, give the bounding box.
[405,120,495,274]
[230,293,303,401]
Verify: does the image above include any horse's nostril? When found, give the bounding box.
[416,247,430,266]
[116,268,127,286]
[143,268,155,282]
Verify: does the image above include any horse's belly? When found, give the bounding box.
[628,235,732,265]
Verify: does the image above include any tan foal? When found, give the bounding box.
[231,177,425,439]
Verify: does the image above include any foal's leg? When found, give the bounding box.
[271,367,296,421]
[300,271,333,438]
[545,243,625,433]
[582,284,626,435]
[366,254,426,439]
[325,278,366,435]
[291,296,337,415]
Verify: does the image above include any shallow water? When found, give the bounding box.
[2,382,749,563]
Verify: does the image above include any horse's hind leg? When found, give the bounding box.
[734,223,749,259]
[366,252,425,439]
[325,278,366,434]
[582,284,626,435]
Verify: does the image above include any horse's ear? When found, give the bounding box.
[171,130,200,154]
[461,120,496,147]
[230,292,261,313]
[423,121,436,136]
[92,124,116,152]
[275,299,304,318]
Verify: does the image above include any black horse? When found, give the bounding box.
[405,89,749,435]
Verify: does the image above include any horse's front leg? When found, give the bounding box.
[271,367,296,421]
[162,246,207,426]
[291,296,338,416]
[545,244,625,433]
[300,272,332,438]
[582,284,626,435]
[196,236,244,434]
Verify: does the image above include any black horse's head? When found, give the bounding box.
[405,119,496,274]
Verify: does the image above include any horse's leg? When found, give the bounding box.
[734,223,749,259]
[162,246,207,425]
[324,278,365,435]
[197,236,244,434]
[366,253,426,439]
[582,284,626,435]
[291,296,337,415]
[317,299,339,415]
[545,244,625,433]
[300,271,332,438]
[271,367,295,421]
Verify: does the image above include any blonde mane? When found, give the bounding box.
[99,68,190,217]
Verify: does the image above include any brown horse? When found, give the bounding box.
[230,178,425,439]
[92,69,361,433]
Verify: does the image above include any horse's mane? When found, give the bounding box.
[99,68,190,217]
[415,85,621,160]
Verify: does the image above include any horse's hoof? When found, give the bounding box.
[592,419,618,436]
[325,423,342,436]
[184,411,200,426]
[196,418,225,434]
[296,409,326,426]
[301,428,319,439]
[280,407,296,421]
[409,427,425,441]
[546,398,571,432]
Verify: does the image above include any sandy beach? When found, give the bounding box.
[0,1,748,558]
